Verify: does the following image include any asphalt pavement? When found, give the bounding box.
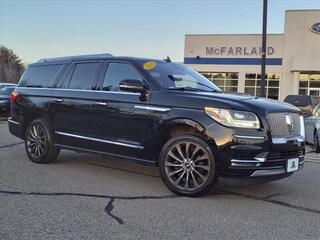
[0,119,319,240]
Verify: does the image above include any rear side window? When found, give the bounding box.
[68,63,101,90]
[102,63,143,91]
[19,64,62,88]
[284,96,311,107]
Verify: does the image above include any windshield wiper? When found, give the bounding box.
[166,87,203,92]
[167,75,222,92]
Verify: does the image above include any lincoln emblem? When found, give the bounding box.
[285,115,294,133]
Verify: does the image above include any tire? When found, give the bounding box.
[158,135,217,197]
[314,131,320,153]
[25,118,60,164]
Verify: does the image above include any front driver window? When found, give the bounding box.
[102,63,143,91]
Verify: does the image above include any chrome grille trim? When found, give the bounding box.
[267,112,301,138]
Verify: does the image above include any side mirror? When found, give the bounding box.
[119,79,147,94]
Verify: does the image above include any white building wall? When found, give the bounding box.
[184,9,320,100]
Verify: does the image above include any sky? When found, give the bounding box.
[1,0,320,64]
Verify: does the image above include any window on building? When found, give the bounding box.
[299,72,320,96]
[244,73,280,100]
[200,72,238,93]
[68,63,101,90]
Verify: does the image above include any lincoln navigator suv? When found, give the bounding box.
[8,54,305,196]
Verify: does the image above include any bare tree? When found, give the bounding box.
[0,46,26,84]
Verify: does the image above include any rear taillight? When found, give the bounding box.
[10,91,20,103]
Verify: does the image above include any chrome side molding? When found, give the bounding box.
[134,105,171,112]
[55,131,144,149]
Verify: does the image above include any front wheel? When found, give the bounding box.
[314,131,320,153]
[25,118,60,164]
[159,135,217,197]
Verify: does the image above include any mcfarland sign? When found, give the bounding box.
[205,46,275,56]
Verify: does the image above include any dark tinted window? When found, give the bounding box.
[102,63,143,91]
[69,63,101,90]
[284,95,311,107]
[19,64,62,88]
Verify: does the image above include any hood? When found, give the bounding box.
[159,91,301,115]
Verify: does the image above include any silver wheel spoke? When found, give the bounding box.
[185,142,190,158]
[175,145,185,160]
[175,171,186,185]
[184,171,190,189]
[190,146,200,160]
[194,165,210,171]
[193,169,206,182]
[168,168,183,177]
[168,151,183,163]
[194,154,208,163]
[190,172,199,187]
[165,162,183,167]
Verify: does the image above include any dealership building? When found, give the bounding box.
[184,10,320,100]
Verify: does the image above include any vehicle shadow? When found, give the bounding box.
[55,149,287,198]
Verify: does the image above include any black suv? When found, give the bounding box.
[9,54,305,196]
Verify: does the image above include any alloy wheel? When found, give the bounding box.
[26,123,47,159]
[165,141,211,191]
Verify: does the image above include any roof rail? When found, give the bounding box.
[37,53,113,63]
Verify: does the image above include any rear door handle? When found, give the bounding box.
[95,102,108,106]
[52,98,63,103]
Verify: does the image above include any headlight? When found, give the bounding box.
[205,107,260,129]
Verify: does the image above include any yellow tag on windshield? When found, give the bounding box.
[143,61,157,70]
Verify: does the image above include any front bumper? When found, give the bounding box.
[213,132,305,178]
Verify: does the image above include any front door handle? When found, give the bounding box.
[52,98,63,103]
[95,102,108,106]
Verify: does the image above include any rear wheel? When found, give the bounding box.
[25,118,60,163]
[159,135,216,197]
[314,131,320,153]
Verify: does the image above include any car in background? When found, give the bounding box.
[0,83,16,91]
[0,86,16,116]
[284,95,320,116]
[305,103,320,153]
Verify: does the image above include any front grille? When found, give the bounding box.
[267,112,300,138]
[267,150,304,161]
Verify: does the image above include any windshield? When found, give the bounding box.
[139,61,222,92]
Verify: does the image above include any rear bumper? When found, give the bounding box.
[8,117,24,139]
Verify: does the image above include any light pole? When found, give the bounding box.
[260,0,268,98]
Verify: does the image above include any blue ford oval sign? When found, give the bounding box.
[310,22,320,33]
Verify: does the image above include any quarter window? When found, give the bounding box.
[102,63,143,91]
[19,64,62,88]
[68,63,101,90]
